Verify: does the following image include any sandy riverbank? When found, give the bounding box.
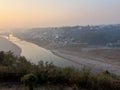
[51,50,120,75]
[36,44,120,75]
[8,36,120,75]
[0,36,21,56]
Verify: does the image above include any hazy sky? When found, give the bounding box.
[0,0,120,28]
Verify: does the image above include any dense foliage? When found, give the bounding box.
[0,51,120,90]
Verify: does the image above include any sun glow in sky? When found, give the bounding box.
[0,0,120,29]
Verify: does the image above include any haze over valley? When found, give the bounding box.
[0,0,120,90]
[1,24,120,75]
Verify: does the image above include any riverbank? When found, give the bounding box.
[28,42,120,75]
[0,36,21,56]
[4,35,82,68]
[9,35,120,75]
[51,50,120,75]
[30,43,120,75]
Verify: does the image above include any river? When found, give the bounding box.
[8,35,81,68]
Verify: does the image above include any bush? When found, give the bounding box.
[21,73,38,90]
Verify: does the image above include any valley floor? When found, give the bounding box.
[48,46,120,75]
[18,38,120,75]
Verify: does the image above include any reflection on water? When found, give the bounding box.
[9,35,81,68]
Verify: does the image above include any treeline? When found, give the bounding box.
[0,51,120,90]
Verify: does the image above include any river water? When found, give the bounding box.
[9,35,81,68]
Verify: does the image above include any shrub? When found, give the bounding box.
[21,73,38,90]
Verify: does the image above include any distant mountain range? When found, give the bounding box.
[13,24,120,47]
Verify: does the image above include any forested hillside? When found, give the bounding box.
[13,24,120,47]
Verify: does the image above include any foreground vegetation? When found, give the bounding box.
[0,51,120,90]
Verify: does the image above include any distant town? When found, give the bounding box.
[4,24,119,48]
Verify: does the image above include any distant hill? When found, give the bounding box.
[13,24,120,47]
